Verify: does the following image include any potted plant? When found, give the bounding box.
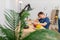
[0,4,32,40]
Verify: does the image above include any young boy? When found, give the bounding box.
[38,12,50,29]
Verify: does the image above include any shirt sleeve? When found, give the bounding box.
[45,18,50,24]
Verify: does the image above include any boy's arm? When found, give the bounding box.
[40,18,50,26]
[40,22,47,26]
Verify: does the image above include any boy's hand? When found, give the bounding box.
[40,22,47,26]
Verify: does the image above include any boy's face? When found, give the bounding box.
[38,14,45,19]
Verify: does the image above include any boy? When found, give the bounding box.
[38,12,50,29]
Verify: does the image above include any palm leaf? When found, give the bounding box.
[20,11,30,20]
[23,29,60,40]
[0,25,15,40]
[0,10,30,40]
[20,11,30,29]
[0,37,6,40]
[19,11,30,40]
[4,10,19,30]
[0,10,19,40]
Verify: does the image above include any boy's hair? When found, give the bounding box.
[38,12,44,16]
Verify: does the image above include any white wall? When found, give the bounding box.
[0,0,19,25]
[0,0,60,25]
[0,0,6,25]
[22,0,60,20]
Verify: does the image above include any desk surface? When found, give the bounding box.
[22,20,45,38]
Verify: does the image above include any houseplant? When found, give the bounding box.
[0,10,30,40]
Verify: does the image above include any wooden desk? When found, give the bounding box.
[15,20,45,39]
[22,20,45,38]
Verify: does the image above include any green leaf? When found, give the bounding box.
[0,25,16,40]
[1,10,19,40]
[20,11,30,20]
[23,29,60,40]
[4,10,19,29]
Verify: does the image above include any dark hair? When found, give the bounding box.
[38,12,44,16]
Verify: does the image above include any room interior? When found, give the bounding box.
[0,0,60,40]
[0,0,60,31]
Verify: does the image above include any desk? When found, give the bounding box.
[22,20,45,38]
[15,20,45,39]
